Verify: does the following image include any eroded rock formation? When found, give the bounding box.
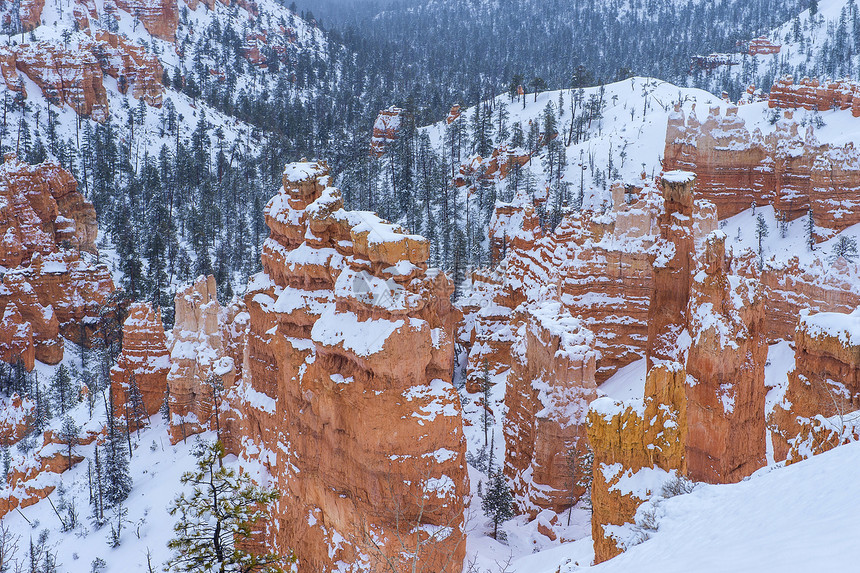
[0,156,112,369]
[370,106,407,157]
[6,42,109,121]
[167,275,235,443]
[586,363,687,563]
[114,0,179,41]
[770,309,860,463]
[686,231,766,483]
[233,161,467,571]
[769,76,860,114]
[664,103,860,232]
[111,302,170,426]
[94,30,165,107]
[503,302,597,517]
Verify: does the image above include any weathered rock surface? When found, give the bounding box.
[370,106,406,157]
[748,37,780,56]
[5,41,109,121]
[646,171,695,369]
[234,161,467,572]
[94,30,165,107]
[686,231,766,483]
[770,309,860,463]
[664,103,860,232]
[167,275,235,443]
[19,0,45,32]
[586,363,687,563]
[111,302,170,426]
[769,76,860,114]
[0,157,112,369]
[0,155,97,267]
[114,0,179,41]
[503,301,597,517]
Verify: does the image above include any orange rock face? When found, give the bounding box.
[114,0,179,41]
[770,310,860,463]
[646,172,695,369]
[748,37,780,56]
[0,156,112,369]
[586,363,688,563]
[768,76,860,114]
[0,155,97,267]
[0,394,34,446]
[685,232,767,483]
[232,162,467,572]
[110,302,170,426]
[503,302,597,516]
[664,103,860,232]
[19,0,45,32]
[370,106,407,157]
[94,31,165,107]
[453,147,531,192]
[446,104,461,124]
[167,275,236,444]
[8,41,109,121]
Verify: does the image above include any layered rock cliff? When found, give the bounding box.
[664,103,860,232]
[770,309,860,463]
[110,302,170,428]
[167,276,236,444]
[231,162,467,571]
[0,156,113,370]
[685,231,766,483]
[503,301,597,517]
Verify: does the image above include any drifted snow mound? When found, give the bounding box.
[511,441,860,572]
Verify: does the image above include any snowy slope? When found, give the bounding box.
[507,441,860,573]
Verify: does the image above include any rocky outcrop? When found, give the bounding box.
[503,301,597,517]
[768,76,860,114]
[453,147,531,191]
[586,363,687,563]
[370,106,407,157]
[114,0,179,41]
[0,394,34,446]
[664,103,860,232]
[447,104,461,124]
[19,0,45,32]
[646,171,695,369]
[685,231,766,483]
[167,276,235,443]
[110,302,170,426]
[770,309,860,463]
[0,155,97,267]
[234,162,466,572]
[748,37,780,56]
[8,42,109,121]
[94,31,165,107]
[0,157,112,369]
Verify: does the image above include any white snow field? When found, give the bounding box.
[513,440,860,573]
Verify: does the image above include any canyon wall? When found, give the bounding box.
[0,156,113,370]
[664,102,860,232]
[770,309,860,463]
[230,162,467,571]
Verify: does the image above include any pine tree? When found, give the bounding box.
[59,415,79,471]
[166,441,292,573]
[755,213,769,270]
[831,235,859,263]
[51,365,75,415]
[104,392,133,506]
[805,209,816,251]
[32,380,51,434]
[482,470,514,540]
[125,373,148,433]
